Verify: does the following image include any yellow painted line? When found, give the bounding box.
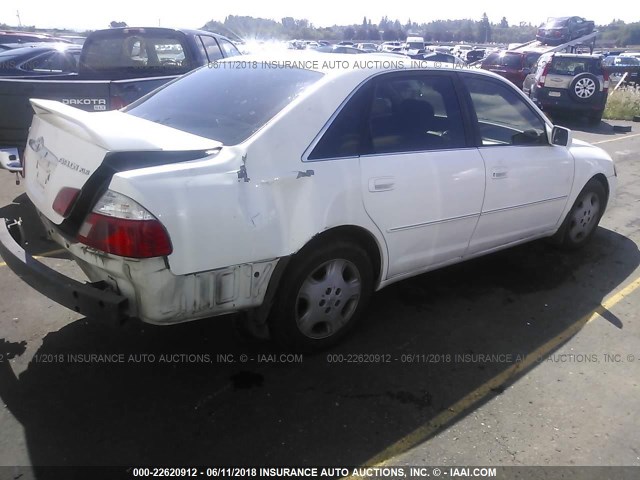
[593,132,640,145]
[350,275,640,472]
[0,248,67,268]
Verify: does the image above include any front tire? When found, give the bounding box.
[555,179,606,249]
[269,241,374,352]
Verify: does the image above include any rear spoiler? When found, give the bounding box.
[30,99,222,152]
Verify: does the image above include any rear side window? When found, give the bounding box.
[308,83,372,160]
[126,65,323,145]
[199,35,223,61]
[462,76,546,146]
[369,74,466,154]
[309,73,467,160]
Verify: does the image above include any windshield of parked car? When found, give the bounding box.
[125,64,324,145]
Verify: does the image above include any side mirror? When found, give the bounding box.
[0,149,23,174]
[551,126,572,147]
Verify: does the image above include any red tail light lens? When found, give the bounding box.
[52,187,81,217]
[77,190,172,258]
[537,60,551,88]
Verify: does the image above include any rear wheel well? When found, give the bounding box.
[296,226,383,285]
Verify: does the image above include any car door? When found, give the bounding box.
[357,72,485,278]
[459,74,574,255]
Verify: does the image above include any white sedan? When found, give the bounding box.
[0,53,617,351]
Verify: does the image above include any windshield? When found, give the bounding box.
[126,64,324,145]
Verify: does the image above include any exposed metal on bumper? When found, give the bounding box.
[0,218,128,321]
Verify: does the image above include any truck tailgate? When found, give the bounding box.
[0,78,111,148]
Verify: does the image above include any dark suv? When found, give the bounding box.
[523,53,608,125]
[481,51,542,88]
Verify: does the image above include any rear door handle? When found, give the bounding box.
[491,167,508,179]
[369,177,395,192]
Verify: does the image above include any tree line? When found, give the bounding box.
[2,15,639,46]
[201,15,640,46]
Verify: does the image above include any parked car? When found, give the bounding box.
[451,44,473,58]
[465,48,486,63]
[602,55,640,86]
[536,17,595,45]
[481,51,541,88]
[0,30,72,45]
[380,41,403,52]
[0,44,82,76]
[0,27,241,154]
[356,43,379,53]
[523,53,608,124]
[314,45,366,54]
[0,54,616,351]
[409,52,466,66]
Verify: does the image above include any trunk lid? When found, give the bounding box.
[25,99,221,225]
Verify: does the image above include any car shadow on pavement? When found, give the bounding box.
[549,116,627,135]
[0,227,638,474]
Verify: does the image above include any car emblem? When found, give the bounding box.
[28,136,58,187]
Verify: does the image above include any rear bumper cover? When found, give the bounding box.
[0,218,128,321]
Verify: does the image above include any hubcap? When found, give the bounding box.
[575,78,596,98]
[568,192,600,243]
[295,259,362,339]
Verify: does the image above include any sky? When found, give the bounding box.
[1,0,639,32]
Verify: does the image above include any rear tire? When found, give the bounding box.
[269,241,373,352]
[553,179,606,250]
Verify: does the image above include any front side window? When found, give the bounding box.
[218,39,241,58]
[462,76,547,146]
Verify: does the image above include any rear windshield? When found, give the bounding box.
[549,58,601,75]
[499,54,522,68]
[81,31,189,71]
[548,19,568,27]
[126,64,324,145]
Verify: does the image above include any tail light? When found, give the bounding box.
[603,69,610,92]
[77,190,172,258]
[110,95,128,110]
[537,60,551,88]
[52,187,81,217]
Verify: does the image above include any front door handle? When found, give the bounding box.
[369,177,395,192]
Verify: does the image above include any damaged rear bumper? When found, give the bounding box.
[0,218,128,321]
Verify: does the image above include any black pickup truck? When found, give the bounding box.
[0,27,240,154]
